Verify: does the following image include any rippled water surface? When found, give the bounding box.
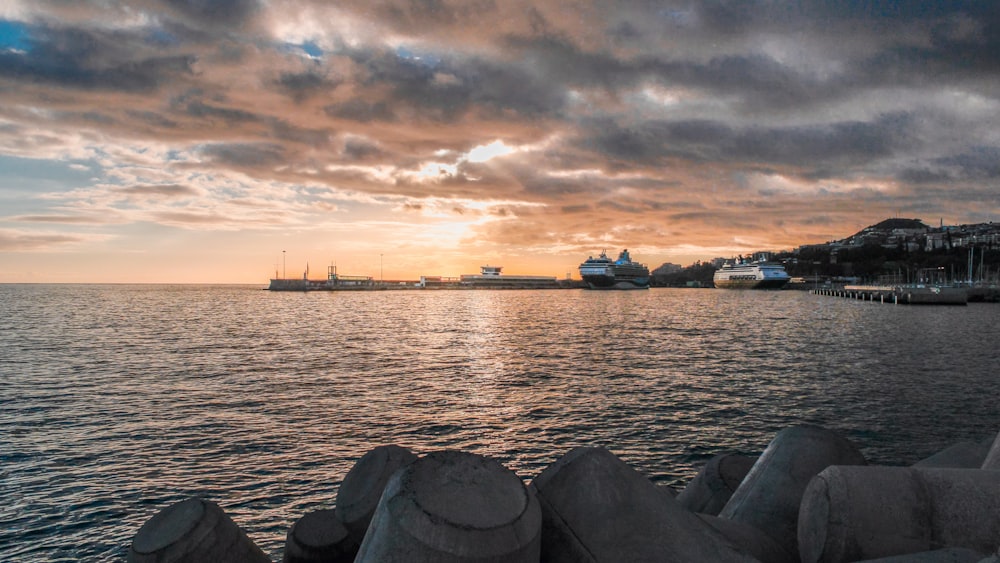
[2,284,999,561]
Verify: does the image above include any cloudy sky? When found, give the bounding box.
[1,1,999,282]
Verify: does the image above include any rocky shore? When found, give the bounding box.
[127,425,1000,562]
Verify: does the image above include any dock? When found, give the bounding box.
[268,264,583,291]
[811,285,968,305]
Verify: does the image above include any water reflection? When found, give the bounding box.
[1,285,998,560]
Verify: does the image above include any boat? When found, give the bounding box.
[579,249,650,289]
[713,256,790,289]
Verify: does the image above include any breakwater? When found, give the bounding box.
[128,426,1000,562]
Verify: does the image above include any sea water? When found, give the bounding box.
[1,284,998,561]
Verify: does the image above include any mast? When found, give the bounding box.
[968,246,974,285]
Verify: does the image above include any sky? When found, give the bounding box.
[1,2,999,283]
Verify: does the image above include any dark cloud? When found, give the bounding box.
[670,54,835,112]
[581,119,674,164]
[364,0,500,35]
[901,146,1000,184]
[505,35,643,92]
[354,48,567,122]
[161,0,263,30]
[125,110,179,129]
[324,99,397,123]
[0,25,195,92]
[267,120,333,147]
[583,113,916,172]
[198,142,285,166]
[518,174,596,197]
[183,100,259,123]
[343,139,383,160]
[274,70,340,103]
[680,1,987,39]
[863,28,1000,87]
[600,199,646,214]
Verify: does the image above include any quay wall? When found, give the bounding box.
[128,425,1000,562]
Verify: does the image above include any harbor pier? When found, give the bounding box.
[811,284,968,305]
[269,264,582,291]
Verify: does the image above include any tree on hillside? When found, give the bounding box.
[650,261,716,287]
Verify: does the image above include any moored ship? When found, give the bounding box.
[579,249,650,289]
[713,257,790,289]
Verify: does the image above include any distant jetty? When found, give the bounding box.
[127,425,1000,562]
[812,284,970,305]
[269,265,582,291]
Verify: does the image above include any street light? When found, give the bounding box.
[380,253,384,284]
[282,250,286,279]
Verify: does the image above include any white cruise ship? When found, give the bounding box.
[713,257,790,289]
[578,249,650,289]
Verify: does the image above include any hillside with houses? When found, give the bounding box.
[652,219,1000,287]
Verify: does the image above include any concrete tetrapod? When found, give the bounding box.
[530,446,756,563]
[283,509,356,563]
[798,466,1000,563]
[677,453,757,515]
[128,497,270,563]
[982,431,1000,470]
[718,425,866,557]
[334,444,417,546]
[913,441,990,468]
[354,450,541,562]
[697,514,797,563]
[851,547,989,562]
[980,547,1000,563]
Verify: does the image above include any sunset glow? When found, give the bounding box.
[1,2,999,282]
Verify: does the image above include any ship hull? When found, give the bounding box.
[713,278,789,290]
[582,275,650,290]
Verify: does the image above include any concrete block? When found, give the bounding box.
[354,450,540,562]
[697,513,796,563]
[914,441,990,468]
[719,425,866,557]
[982,431,1000,470]
[799,466,1000,563]
[283,508,356,563]
[852,547,988,562]
[531,446,755,562]
[656,482,679,497]
[978,546,1000,563]
[677,453,757,515]
[335,444,417,545]
[127,497,270,563]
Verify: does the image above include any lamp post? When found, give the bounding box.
[282,250,286,279]
[380,253,384,284]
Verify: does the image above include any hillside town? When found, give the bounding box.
[652,219,1000,288]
